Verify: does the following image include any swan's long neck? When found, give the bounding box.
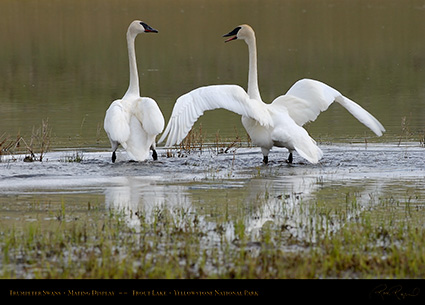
[124,32,139,98]
[246,34,262,102]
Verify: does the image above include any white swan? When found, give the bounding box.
[159,24,385,164]
[104,20,164,162]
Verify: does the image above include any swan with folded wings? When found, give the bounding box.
[159,24,385,164]
[104,20,164,163]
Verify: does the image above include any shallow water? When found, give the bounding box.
[1,143,424,242]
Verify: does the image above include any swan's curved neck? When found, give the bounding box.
[246,34,262,101]
[124,32,139,98]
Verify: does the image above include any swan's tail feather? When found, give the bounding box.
[272,121,323,164]
[294,142,323,164]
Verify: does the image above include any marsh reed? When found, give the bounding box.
[0,119,51,162]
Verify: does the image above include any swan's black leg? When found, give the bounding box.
[152,149,158,161]
[263,155,268,164]
[286,153,293,164]
[112,151,117,163]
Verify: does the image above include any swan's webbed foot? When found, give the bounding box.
[286,153,293,164]
[112,151,117,163]
[263,155,268,164]
[152,149,158,161]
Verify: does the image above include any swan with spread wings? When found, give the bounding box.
[159,24,385,164]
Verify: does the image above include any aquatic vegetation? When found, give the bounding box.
[164,124,248,158]
[0,0,424,286]
[399,115,425,147]
[0,140,424,280]
[0,133,21,162]
[61,151,84,163]
[1,187,424,279]
[0,119,51,162]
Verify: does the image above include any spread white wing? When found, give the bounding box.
[273,78,385,136]
[159,84,273,147]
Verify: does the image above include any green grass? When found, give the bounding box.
[1,190,424,279]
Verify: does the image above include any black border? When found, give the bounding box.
[1,279,424,302]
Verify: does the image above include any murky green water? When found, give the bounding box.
[1,0,424,147]
[1,0,425,279]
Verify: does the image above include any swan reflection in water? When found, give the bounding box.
[104,177,190,231]
[103,171,385,246]
[104,177,235,242]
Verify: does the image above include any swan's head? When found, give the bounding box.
[223,24,254,43]
[128,20,158,36]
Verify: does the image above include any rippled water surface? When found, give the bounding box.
[0,1,424,280]
[1,143,424,236]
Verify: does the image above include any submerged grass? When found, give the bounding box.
[1,190,424,279]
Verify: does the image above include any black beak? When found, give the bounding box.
[223,26,241,42]
[141,22,158,33]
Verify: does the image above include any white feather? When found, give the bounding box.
[135,97,165,138]
[158,85,272,147]
[103,20,164,162]
[159,25,384,164]
[104,100,131,145]
[278,79,385,136]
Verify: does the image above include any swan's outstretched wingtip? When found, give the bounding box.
[377,123,386,136]
[375,128,385,137]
